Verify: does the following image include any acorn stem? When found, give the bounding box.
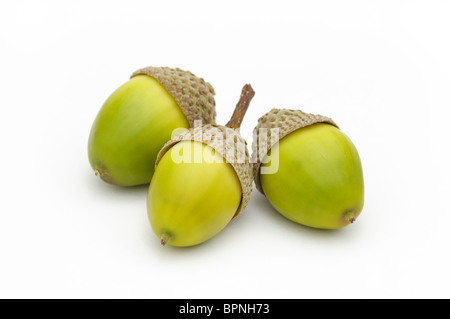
[226,84,255,130]
[160,233,171,246]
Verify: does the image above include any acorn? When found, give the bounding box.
[88,67,216,186]
[148,84,255,247]
[252,109,364,229]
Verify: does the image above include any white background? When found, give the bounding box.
[0,0,449,299]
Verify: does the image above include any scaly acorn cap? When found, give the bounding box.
[131,66,216,126]
[155,85,255,218]
[252,108,339,195]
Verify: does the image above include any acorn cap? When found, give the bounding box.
[252,108,339,194]
[156,124,253,218]
[131,67,216,126]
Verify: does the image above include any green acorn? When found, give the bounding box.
[88,67,216,186]
[148,85,255,247]
[252,109,364,229]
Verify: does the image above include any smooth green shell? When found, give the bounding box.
[148,141,242,247]
[88,75,189,186]
[260,123,364,229]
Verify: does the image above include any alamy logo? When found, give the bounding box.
[169,121,280,174]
